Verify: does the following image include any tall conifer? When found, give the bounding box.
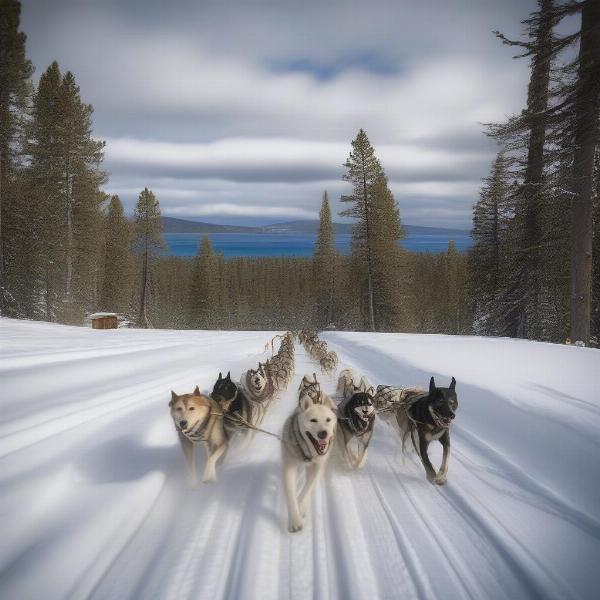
[189,236,217,329]
[341,129,406,330]
[489,0,554,338]
[27,62,105,322]
[0,0,33,313]
[314,191,336,327]
[133,187,163,328]
[99,195,132,313]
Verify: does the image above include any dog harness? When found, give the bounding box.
[182,410,216,443]
[337,392,375,435]
[337,409,374,435]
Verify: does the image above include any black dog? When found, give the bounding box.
[211,371,242,414]
[211,371,262,437]
[336,390,376,469]
[404,376,458,485]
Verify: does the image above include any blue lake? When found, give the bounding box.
[163,232,472,258]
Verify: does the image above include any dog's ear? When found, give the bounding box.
[367,386,375,397]
[429,376,436,396]
[299,393,313,412]
[193,386,201,396]
[170,390,178,406]
[449,377,456,391]
[218,372,222,380]
[359,377,368,392]
[226,371,231,381]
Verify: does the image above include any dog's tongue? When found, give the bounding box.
[308,433,328,454]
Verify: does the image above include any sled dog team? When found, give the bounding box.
[169,330,459,533]
[299,329,339,374]
[170,332,295,483]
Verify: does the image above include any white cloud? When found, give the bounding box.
[104,136,491,183]
[167,203,317,219]
[22,0,535,229]
[391,181,481,198]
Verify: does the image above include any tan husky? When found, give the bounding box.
[169,387,228,484]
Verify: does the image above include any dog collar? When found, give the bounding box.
[182,411,211,442]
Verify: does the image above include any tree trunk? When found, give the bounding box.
[0,147,5,284]
[570,0,600,345]
[327,255,335,326]
[519,0,553,337]
[0,146,4,312]
[45,261,52,321]
[138,238,149,328]
[65,168,73,297]
[361,157,376,331]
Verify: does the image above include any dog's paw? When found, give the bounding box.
[433,474,447,486]
[202,472,217,484]
[288,516,304,533]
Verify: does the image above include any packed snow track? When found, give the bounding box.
[1,318,599,600]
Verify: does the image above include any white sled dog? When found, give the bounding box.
[281,392,337,532]
[169,387,228,484]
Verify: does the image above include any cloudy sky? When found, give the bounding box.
[21,0,538,229]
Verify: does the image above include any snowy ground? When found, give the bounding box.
[0,318,599,600]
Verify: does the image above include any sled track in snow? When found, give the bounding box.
[0,319,599,600]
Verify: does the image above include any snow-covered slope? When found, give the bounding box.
[0,318,598,600]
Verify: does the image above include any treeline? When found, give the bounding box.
[470,0,600,345]
[148,218,470,334]
[0,0,467,335]
[1,0,105,324]
[1,0,598,344]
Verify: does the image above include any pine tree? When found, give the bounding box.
[566,0,600,345]
[99,195,132,314]
[341,129,381,330]
[133,187,164,328]
[470,151,512,335]
[591,150,600,345]
[489,0,555,338]
[0,0,33,313]
[57,70,105,315]
[27,62,64,320]
[27,62,105,322]
[189,236,217,329]
[536,156,571,342]
[314,190,336,327]
[369,172,408,330]
[341,130,407,331]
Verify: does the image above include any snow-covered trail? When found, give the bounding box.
[0,319,599,600]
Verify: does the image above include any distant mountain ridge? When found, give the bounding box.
[161,217,262,233]
[161,216,470,236]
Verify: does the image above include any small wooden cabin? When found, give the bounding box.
[90,313,118,329]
